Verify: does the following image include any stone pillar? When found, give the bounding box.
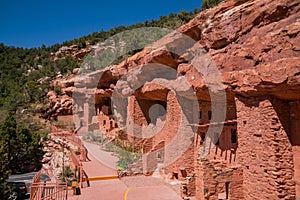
[126,96,134,135]
[290,101,300,198]
[142,152,157,175]
[235,96,295,200]
[83,102,89,125]
[163,91,195,175]
[195,158,205,200]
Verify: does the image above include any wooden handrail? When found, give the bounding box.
[30,182,68,200]
[30,171,42,199]
[50,124,88,188]
[30,171,68,200]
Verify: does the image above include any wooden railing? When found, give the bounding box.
[70,151,84,188]
[30,182,68,200]
[66,135,88,162]
[30,171,41,199]
[30,171,68,200]
[50,125,88,188]
[51,125,88,162]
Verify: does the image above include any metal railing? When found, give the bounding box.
[66,135,88,161]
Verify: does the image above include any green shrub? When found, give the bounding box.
[59,166,75,186]
[53,85,62,96]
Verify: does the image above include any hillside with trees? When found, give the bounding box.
[0,9,200,114]
[0,8,202,185]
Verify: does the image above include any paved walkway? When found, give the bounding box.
[69,179,127,200]
[82,142,118,178]
[125,185,181,200]
[83,141,118,171]
[69,142,126,200]
[122,176,182,200]
[68,141,182,200]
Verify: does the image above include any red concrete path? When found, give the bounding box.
[69,142,182,200]
[125,185,182,200]
[69,179,127,200]
[122,176,182,200]
[82,153,117,178]
[83,142,118,171]
[69,142,126,200]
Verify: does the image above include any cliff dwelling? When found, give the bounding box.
[48,0,300,199]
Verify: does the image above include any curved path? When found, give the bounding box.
[69,141,182,200]
[82,141,118,177]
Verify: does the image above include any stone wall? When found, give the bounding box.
[290,101,300,198]
[128,90,196,180]
[97,112,117,133]
[195,100,238,165]
[235,96,296,200]
[195,158,243,200]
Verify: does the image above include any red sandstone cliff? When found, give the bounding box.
[45,0,300,118]
[43,0,300,199]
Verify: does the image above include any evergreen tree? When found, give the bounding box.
[202,0,223,9]
[0,114,43,174]
[0,140,11,199]
[0,113,17,170]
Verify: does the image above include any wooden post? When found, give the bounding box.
[80,166,83,188]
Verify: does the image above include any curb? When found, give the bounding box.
[83,175,119,181]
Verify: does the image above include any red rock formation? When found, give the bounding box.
[46,0,300,199]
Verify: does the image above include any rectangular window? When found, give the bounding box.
[157,150,164,162]
[231,129,237,143]
[208,111,212,120]
[157,151,162,159]
[199,111,202,119]
[173,172,178,180]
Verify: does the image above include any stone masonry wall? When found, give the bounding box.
[154,91,195,179]
[195,158,243,200]
[290,101,300,198]
[235,96,295,200]
[195,100,238,166]
[129,90,196,179]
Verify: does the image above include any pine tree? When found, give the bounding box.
[202,0,223,9]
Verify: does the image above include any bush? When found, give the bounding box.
[82,131,101,143]
[59,166,76,186]
[53,85,62,96]
[116,148,140,171]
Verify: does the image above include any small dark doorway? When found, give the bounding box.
[225,182,229,199]
[231,129,237,144]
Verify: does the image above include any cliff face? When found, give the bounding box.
[108,0,300,100]
[48,0,300,105]
[44,0,300,199]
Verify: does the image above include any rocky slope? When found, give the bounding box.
[45,0,300,118]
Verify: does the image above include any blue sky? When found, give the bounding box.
[0,0,201,48]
